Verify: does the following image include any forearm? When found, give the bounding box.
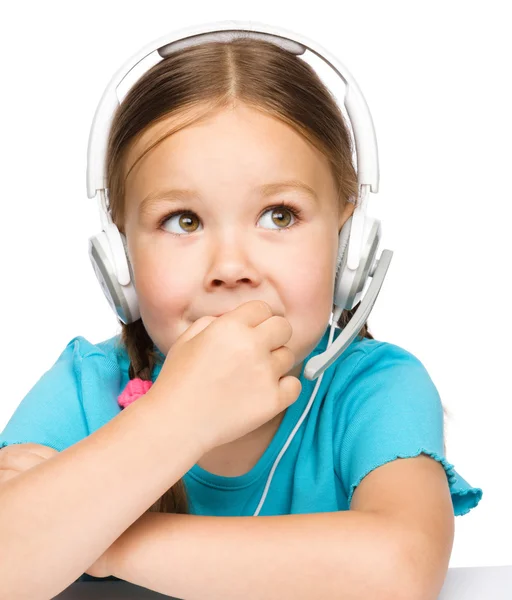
[109,510,415,600]
[0,394,201,600]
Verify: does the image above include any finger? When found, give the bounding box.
[177,315,217,346]
[278,375,303,407]
[0,450,48,473]
[255,315,293,351]
[227,299,274,328]
[0,468,23,485]
[1,443,59,460]
[271,345,297,379]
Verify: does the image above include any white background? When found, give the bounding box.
[0,0,510,569]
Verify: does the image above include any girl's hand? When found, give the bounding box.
[0,442,59,483]
[146,300,302,455]
[0,442,112,579]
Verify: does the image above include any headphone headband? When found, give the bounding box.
[86,19,379,200]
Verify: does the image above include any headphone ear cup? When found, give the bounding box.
[334,217,351,284]
[120,232,136,284]
[333,214,382,312]
[88,229,140,324]
[333,216,352,312]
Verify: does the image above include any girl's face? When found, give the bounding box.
[122,103,355,379]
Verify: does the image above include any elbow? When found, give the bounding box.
[393,530,451,600]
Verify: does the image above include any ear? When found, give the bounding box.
[338,200,356,230]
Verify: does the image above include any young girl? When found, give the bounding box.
[0,24,482,600]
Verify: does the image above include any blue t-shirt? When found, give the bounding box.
[0,325,482,518]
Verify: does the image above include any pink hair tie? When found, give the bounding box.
[118,378,153,408]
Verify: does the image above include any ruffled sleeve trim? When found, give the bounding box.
[347,448,483,517]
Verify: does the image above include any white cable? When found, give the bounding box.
[252,305,343,516]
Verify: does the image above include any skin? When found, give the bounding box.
[122,102,355,470]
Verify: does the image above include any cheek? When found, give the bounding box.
[132,251,193,315]
[284,254,336,310]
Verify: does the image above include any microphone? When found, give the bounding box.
[304,249,393,380]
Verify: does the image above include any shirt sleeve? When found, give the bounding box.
[334,342,483,517]
[0,336,120,452]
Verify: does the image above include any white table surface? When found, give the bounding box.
[438,565,512,599]
[52,565,512,599]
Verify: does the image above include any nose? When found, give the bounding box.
[205,231,261,290]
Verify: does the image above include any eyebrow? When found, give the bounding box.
[138,179,319,219]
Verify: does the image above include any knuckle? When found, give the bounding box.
[228,323,254,355]
[238,335,257,361]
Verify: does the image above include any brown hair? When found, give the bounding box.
[104,37,443,514]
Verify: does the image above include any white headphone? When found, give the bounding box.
[86,20,394,515]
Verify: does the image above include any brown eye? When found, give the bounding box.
[177,213,199,233]
[161,212,200,234]
[259,205,299,231]
[269,207,292,228]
